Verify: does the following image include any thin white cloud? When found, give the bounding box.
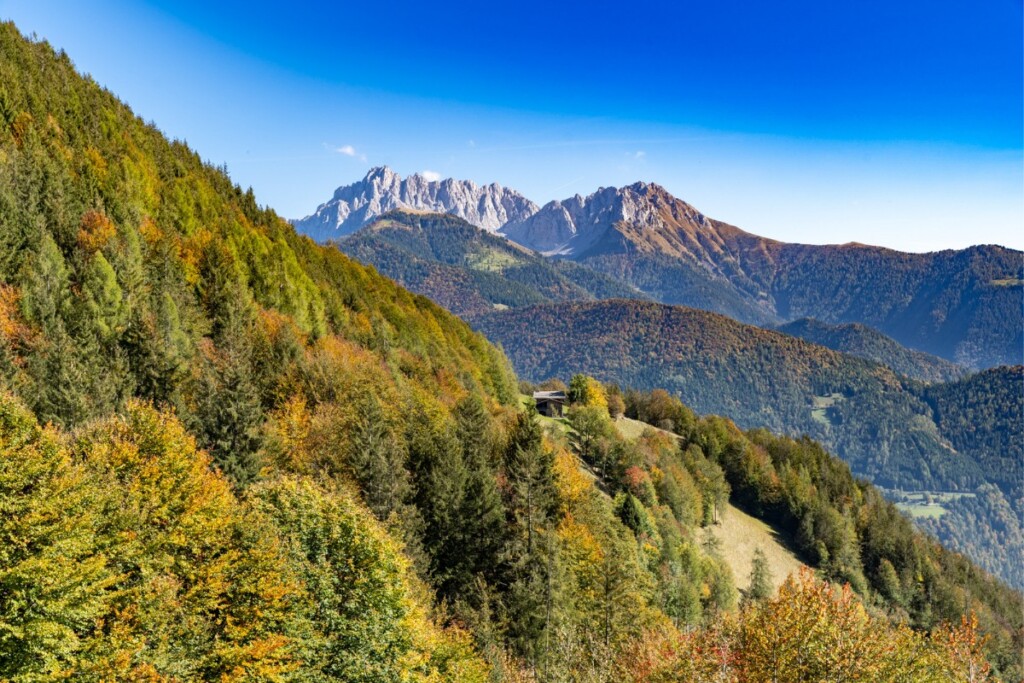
[634,150,646,159]
[336,144,357,157]
[420,170,442,182]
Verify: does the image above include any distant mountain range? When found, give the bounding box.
[296,169,1023,368]
[292,166,537,240]
[501,181,1022,369]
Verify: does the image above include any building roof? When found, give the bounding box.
[533,391,567,401]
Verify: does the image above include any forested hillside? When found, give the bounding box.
[578,240,1024,369]
[473,300,1022,494]
[339,210,643,316]
[473,300,1024,590]
[610,383,1022,677]
[0,22,1020,681]
[777,317,966,383]
[923,366,1024,482]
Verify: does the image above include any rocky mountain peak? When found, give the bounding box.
[499,180,713,256]
[295,168,539,241]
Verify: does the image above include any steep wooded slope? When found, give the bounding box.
[339,210,644,316]
[473,300,1022,495]
[777,317,966,383]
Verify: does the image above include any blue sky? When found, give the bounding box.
[3,0,1022,251]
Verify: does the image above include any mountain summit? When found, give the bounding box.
[292,166,538,240]
[499,181,753,258]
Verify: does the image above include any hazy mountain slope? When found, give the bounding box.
[472,299,1021,494]
[777,318,966,383]
[293,166,538,240]
[766,242,1022,368]
[919,484,1024,592]
[501,182,1023,368]
[339,210,645,316]
[923,365,1024,486]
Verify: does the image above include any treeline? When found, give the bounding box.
[3,383,1002,681]
[0,396,488,681]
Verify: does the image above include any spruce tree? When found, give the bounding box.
[348,394,409,521]
[501,406,558,666]
[452,395,506,595]
[745,547,773,605]
[78,252,124,343]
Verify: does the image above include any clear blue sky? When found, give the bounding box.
[3,0,1022,251]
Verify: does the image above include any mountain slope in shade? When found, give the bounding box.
[777,318,966,383]
[923,365,1024,482]
[472,299,1023,496]
[293,166,538,241]
[339,210,646,317]
[500,182,1023,368]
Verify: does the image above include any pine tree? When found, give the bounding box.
[347,394,409,521]
[19,231,69,330]
[78,251,124,343]
[501,406,558,668]
[452,395,506,596]
[744,547,773,605]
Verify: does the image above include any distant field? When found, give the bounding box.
[810,393,842,426]
[465,248,519,272]
[885,489,976,519]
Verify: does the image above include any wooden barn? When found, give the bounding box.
[533,391,567,418]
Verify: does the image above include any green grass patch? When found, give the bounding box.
[884,489,976,520]
[810,394,842,426]
[465,248,521,273]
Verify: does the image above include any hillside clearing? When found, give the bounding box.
[613,416,807,595]
[711,502,807,595]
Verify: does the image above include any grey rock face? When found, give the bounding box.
[292,166,539,241]
[499,182,677,255]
